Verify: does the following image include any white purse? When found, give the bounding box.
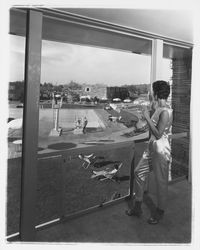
[152,135,171,158]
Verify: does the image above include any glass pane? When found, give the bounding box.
[8,30,152,231]
[36,156,63,225]
[35,145,133,224]
[38,40,152,144]
[36,39,152,221]
[62,145,133,215]
[7,35,25,235]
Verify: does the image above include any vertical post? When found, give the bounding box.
[55,108,59,131]
[20,10,43,241]
[129,155,135,199]
[59,156,65,220]
[150,39,164,84]
[129,144,135,199]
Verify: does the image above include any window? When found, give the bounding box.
[9,8,154,234]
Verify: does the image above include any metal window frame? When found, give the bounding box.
[37,7,194,47]
[20,9,43,241]
[150,39,164,84]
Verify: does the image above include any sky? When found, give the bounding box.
[9,35,171,86]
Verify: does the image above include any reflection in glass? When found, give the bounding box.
[7,36,25,236]
[8,34,152,233]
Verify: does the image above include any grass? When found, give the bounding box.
[7,143,147,236]
[7,105,186,236]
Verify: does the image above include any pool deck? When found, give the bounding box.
[8,124,149,159]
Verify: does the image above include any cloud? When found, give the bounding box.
[10,36,171,86]
[9,35,25,54]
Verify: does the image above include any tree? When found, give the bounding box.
[9,81,24,101]
[68,81,82,90]
[93,96,99,103]
[54,84,64,92]
[71,92,80,102]
[85,97,91,103]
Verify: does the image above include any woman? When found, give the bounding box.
[82,116,88,134]
[126,80,173,224]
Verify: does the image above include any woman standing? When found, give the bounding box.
[126,80,173,224]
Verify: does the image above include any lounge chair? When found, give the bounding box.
[91,162,123,181]
[78,153,97,169]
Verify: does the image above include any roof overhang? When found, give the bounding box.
[9,8,193,58]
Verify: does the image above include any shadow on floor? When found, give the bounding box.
[93,160,120,168]
[33,179,191,243]
[48,142,77,150]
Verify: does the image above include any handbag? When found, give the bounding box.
[152,135,171,160]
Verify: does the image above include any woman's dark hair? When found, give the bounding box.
[152,80,170,100]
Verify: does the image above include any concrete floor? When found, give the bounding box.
[35,179,191,244]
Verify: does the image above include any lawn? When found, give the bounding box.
[7,104,145,235]
[7,104,186,236]
[6,142,147,236]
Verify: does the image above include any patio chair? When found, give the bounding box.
[91,162,123,182]
[78,153,97,169]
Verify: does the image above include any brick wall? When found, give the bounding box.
[171,57,192,178]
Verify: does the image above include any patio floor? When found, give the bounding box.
[34,178,191,244]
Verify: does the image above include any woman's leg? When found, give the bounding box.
[148,152,169,224]
[126,150,151,216]
[134,157,150,202]
[153,152,169,210]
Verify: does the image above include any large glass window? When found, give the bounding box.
[8,8,154,235]
[7,35,25,236]
[38,41,152,144]
[37,39,152,221]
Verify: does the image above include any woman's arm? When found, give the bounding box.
[148,93,158,117]
[142,108,169,139]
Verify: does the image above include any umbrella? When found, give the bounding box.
[8,118,23,138]
[8,118,23,129]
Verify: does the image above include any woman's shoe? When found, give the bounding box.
[125,209,142,217]
[147,208,164,224]
[147,216,159,224]
[125,201,142,217]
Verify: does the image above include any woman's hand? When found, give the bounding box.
[148,92,158,112]
[148,92,153,102]
[142,106,150,120]
[151,101,158,112]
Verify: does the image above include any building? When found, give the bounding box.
[8,81,24,101]
[107,86,129,101]
[79,85,130,101]
[79,84,107,100]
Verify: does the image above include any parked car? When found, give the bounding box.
[104,105,111,110]
[16,103,24,108]
[123,98,132,103]
[112,98,121,102]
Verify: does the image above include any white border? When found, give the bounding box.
[1,1,200,250]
